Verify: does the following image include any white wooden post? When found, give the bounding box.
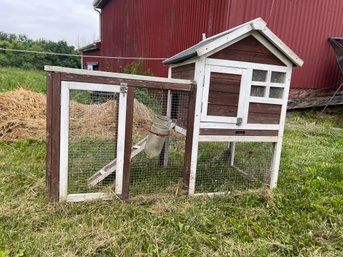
[270,140,282,188]
[163,89,172,166]
[189,57,206,195]
[115,83,128,195]
[59,81,70,201]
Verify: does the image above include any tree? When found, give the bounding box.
[0,32,80,70]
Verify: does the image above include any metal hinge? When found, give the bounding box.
[120,83,128,94]
[236,117,243,126]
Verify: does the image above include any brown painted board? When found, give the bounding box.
[247,103,282,124]
[209,82,241,94]
[208,92,239,105]
[121,87,134,199]
[207,104,238,117]
[247,114,281,124]
[171,63,196,80]
[200,129,279,137]
[210,36,286,66]
[159,91,168,165]
[171,63,195,130]
[61,73,192,92]
[46,72,61,202]
[248,103,282,114]
[183,85,196,193]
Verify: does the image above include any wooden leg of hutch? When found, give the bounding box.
[270,140,283,189]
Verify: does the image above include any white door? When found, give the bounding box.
[59,81,127,202]
[201,65,248,125]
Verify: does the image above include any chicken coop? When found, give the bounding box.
[45,18,303,202]
[163,18,303,195]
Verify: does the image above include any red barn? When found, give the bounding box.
[81,0,343,95]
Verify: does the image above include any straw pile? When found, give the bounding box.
[69,98,154,140]
[0,88,46,141]
[0,88,156,141]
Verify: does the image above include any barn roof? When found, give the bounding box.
[164,18,303,67]
[93,0,110,9]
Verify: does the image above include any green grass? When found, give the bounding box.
[0,67,46,93]
[0,111,342,256]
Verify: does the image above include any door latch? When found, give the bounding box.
[236,117,243,126]
[120,83,128,94]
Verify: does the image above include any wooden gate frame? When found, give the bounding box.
[45,66,196,202]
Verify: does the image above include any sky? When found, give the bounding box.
[0,0,99,47]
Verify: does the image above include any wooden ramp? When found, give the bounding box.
[87,136,148,186]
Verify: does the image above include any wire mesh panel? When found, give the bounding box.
[129,89,189,197]
[67,89,118,195]
[195,142,273,194]
[59,81,127,201]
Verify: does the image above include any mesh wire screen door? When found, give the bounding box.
[59,81,127,202]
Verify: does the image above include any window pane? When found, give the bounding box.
[250,86,266,97]
[252,70,267,82]
[269,87,284,99]
[271,72,286,83]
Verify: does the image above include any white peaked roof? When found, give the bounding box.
[164,18,304,67]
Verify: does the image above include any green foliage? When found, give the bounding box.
[0,67,45,93]
[0,32,80,70]
[123,61,161,112]
[122,60,153,76]
[0,112,342,256]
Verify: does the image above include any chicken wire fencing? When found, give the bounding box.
[129,89,189,197]
[59,81,272,200]
[59,81,127,201]
[67,90,118,195]
[195,142,273,194]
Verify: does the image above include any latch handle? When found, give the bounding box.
[120,83,128,94]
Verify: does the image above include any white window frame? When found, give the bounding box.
[59,81,127,202]
[250,69,287,104]
[201,65,248,124]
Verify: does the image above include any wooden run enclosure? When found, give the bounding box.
[46,18,303,202]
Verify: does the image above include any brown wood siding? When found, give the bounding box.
[46,72,61,202]
[183,85,197,193]
[207,72,241,117]
[171,63,195,129]
[210,36,286,66]
[121,87,134,199]
[247,103,282,124]
[61,73,192,92]
[171,63,196,80]
[200,128,278,137]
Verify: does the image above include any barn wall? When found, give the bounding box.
[91,0,343,90]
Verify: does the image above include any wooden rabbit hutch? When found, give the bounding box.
[163,18,303,194]
[45,18,303,202]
